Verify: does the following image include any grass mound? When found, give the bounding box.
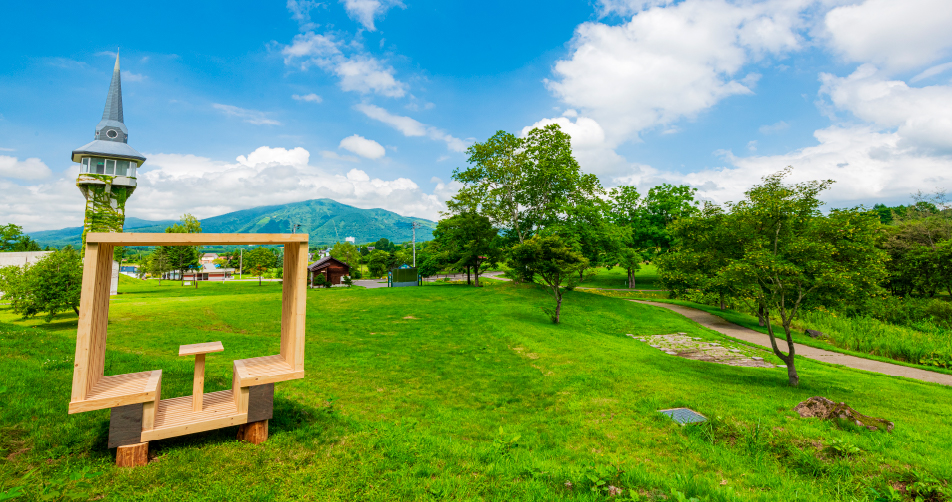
[0,280,950,501]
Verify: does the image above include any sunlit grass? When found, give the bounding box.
[0,277,950,501]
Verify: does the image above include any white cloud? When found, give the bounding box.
[521,116,607,149]
[334,57,407,97]
[0,146,450,231]
[547,0,806,145]
[287,0,321,23]
[911,62,952,83]
[292,93,323,103]
[212,104,281,125]
[355,104,467,152]
[824,0,952,71]
[122,71,146,82]
[820,64,952,152]
[341,0,403,31]
[339,134,386,159]
[0,147,15,152]
[614,125,952,207]
[281,32,407,98]
[759,120,789,134]
[0,156,52,180]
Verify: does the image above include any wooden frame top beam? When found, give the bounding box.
[85,232,308,246]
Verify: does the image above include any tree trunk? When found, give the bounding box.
[474,262,481,287]
[467,266,471,285]
[555,293,562,324]
[259,275,262,286]
[764,311,798,387]
[719,292,725,310]
[628,268,636,289]
[73,306,80,315]
[758,304,765,326]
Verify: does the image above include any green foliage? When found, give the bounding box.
[2,280,952,500]
[313,272,329,288]
[661,168,888,386]
[430,212,501,286]
[244,247,277,285]
[0,224,41,252]
[329,241,360,268]
[0,247,82,322]
[341,274,353,287]
[510,234,588,323]
[79,180,129,250]
[366,250,390,278]
[448,124,602,243]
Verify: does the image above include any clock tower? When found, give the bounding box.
[71,52,146,251]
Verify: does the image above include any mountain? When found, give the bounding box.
[29,199,436,248]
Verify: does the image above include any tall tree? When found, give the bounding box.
[163,214,201,286]
[722,169,887,387]
[510,234,588,323]
[244,247,276,286]
[0,224,41,252]
[432,212,501,286]
[448,124,602,243]
[330,241,361,268]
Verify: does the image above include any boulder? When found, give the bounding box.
[794,396,894,432]
[805,329,824,338]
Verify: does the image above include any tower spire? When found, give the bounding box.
[101,51,124,124]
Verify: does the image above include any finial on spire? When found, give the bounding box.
[101,52,124,125]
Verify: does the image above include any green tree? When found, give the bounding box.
[448,124,601,243]
[432,212,501,286]
[163,214,202,287]
[659,202,744,310]
[721,169,887,387]
[330,241,361,268]
[558,199,622,281]
[367,250,391,278]
[0,224,41,252]
[147,248,171,285]
[245,247,276,286]
[2,247,83,322]
[510,234,588,323]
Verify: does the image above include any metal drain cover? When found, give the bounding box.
[659,408,707,424]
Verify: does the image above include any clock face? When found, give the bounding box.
[106,129,119,139]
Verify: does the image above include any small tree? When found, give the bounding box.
[432,212,501,286]
[3,247,83,322]
[242,247,275,286]
[0,223,42,251]
[341,274,353,287]
[367,250,390,278]
[510,234,588,323]
[723,169,887,386]
[148,248,171,285]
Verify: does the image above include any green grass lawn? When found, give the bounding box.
[577,264,664,290]
[1,277,950,501]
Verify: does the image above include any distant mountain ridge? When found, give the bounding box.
[29,199,436,248]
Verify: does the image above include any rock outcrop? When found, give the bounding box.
[794,396,894,432]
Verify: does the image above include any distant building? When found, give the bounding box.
[345,236,355,244]
[200,253,219,266]
[169,264,236,281]
[0,251,53,268]
[307,256,350,286]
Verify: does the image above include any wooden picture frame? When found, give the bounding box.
[68,233,307,451]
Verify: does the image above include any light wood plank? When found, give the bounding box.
[71,242,103,402]
[178,341,224,356]
[141,414,248,442]
[192,354,205,412]
[116,442,149,467]
[86,232,308,246]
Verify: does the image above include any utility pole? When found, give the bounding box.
[239,248,243,280]
[412,222,421,267]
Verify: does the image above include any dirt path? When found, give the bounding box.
[633,300,952,387]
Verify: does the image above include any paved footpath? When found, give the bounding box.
[633,300,952,387]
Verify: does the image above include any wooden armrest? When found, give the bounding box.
[68,370,162,414]
[233,355,304,387]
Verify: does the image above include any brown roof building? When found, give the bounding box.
[307,256,351,286]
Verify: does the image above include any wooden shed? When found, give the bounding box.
[308,256,351,286]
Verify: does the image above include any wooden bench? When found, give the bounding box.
[68,370,162,414]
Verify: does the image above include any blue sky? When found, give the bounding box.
[2,0,952,231]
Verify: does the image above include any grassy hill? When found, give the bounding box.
[1,280,949,500]
[28,199,436,248]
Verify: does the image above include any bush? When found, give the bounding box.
[1,247,83,322]
[350,268,363,279]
